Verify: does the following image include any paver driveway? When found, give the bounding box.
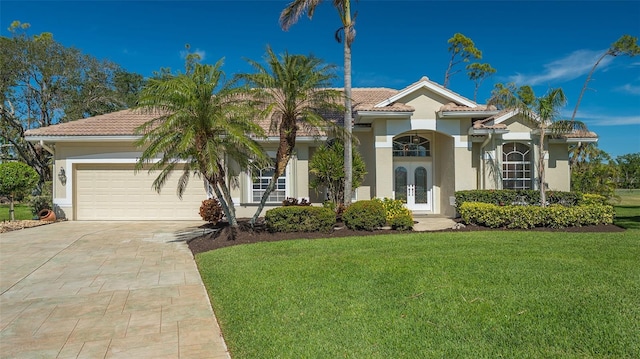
[0,221,229,359]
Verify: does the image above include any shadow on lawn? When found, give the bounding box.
[615,205,640,230]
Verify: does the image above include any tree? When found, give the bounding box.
[571,35,640,122]
[443,33,482,89]
[309,138,366,208]
[0,161,39,221]
[615,153,640,189]
[0,21,143,187]
[466,62,496,102]
[135,57,266,228]
[571,147,618,200]
[490,86,589,206]
[280,0,357,207]
[237,47,344,225]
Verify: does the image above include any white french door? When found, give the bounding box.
[394,162,432,211]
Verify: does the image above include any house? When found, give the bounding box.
[24,76,598,221]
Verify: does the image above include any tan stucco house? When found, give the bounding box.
[24,76,597,221]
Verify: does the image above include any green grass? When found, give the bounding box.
[0,204,34,221]
[614,189,640,230]
[198,230,640,358]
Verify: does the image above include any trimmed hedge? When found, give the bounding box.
[373,197,413,230]
[343,200,386,231]
[458,202,614,229]
[455,190,582,209]
[265,206,335,233]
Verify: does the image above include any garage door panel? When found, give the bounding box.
[75,165,205,220]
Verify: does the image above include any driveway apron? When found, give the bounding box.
[0,221,230,359]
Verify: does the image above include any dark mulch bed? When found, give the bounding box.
[187,218,625,256]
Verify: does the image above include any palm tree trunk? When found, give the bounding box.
[210,179,237,227]
[250,176,279,226]
[343,24,353,207]
[538,129,547,207]
[570,52,608,122]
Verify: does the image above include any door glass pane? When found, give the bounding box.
[395,167,407,203]
[414,166,428,204]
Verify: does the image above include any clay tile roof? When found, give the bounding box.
[562,130,598,139]
[350,88,414,112]
[440,102,497,112]
[24,109,165,137]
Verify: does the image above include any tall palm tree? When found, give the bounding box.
[134,58,265,227]
[238,46,344,225]
[280,0,357,206]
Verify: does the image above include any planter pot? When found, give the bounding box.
[38,209,57,222]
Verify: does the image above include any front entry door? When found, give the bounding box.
[394,162,432,211]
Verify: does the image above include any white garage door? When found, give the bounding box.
[75,164,206,220]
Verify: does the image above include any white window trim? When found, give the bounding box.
[501,142,532,190]
[247,161,290,204]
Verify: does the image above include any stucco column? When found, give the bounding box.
[374,135,393,199]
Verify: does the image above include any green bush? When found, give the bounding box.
[266,206,335,233]
[373,197,413,230]
[580,193,608,206]
[29,181,53,216]
[343,200,386,231]
[459,202,614,229]
[455,190,581,210]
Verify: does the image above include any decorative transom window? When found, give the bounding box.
[502,142,531,190]
[393,135,430,157]
[252,167,286,203]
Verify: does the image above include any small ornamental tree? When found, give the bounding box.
[309,139,366,209]
[0,162,39,221]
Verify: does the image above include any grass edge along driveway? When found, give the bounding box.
[197,230,640,358]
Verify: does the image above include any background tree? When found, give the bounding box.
[0,21,143,187]
[466,62,496,102]
[237,47,344,225]
[571,34,640,122]
[571,147,618,200]
[443,33,482,88]
[280,0,357,207]
[309,138,366,208]
[615,153,640,189]
[0,161,39,221]
[135,56,265,228]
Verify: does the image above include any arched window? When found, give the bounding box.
[502,142,531,190]
[393,135,430,157]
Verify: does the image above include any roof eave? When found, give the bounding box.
[25,135,142,143]
[374,79,476,108]
[439,110,501,118]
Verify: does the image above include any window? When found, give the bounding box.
[252,167,286,202]
[502,142,531,190]
[393,135,430,157]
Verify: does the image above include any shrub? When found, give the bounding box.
[455,190,581,210]
[29,181,53,216]
[282,197,312,206]
[580,193,608,206]
[266,206,335,233]
[342,200,386,231]
[459,202,614,229]
[199,199,224,224]
[373,197,413,230]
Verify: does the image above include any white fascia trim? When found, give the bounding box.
[551,137,599,143]
[26,135,141,143]
[439,110,500,118]
[356,111,413,117]
[374,80,476,108]
[469,129,509,135]
[492,109,520,124]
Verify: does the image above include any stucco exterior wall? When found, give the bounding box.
[435,133,455,217]
[401,88,449,119]
[546,143,570,191]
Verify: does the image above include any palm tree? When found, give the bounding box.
[134,58,265,228]
[280,0,357,206]
[237,46,344,225]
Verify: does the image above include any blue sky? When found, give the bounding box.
[2,0,639,158]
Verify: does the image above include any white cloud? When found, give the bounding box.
[615,83,640,95]
[570,111,640,126]
[507,49,611,86]
[180,48,206,61]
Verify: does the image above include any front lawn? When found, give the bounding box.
[0,204,33,221]
[197,229,640,358]
[614,189,640,230]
